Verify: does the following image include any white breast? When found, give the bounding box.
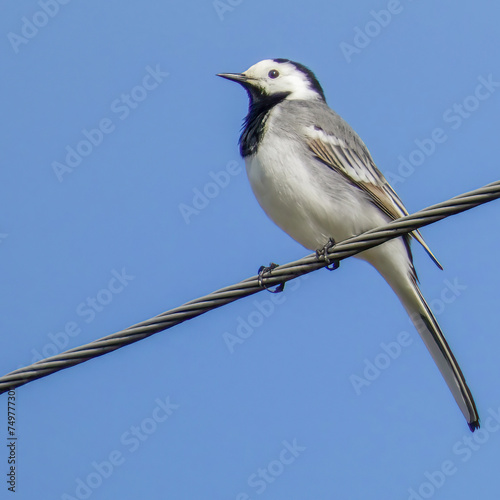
[245,134,379,251]
[244,113,412,290]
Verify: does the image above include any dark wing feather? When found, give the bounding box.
[307,127,442,270]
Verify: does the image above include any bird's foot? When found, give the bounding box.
[316,238,340,271]
[258,263,285,293]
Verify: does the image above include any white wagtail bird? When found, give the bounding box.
[218,58,479,431]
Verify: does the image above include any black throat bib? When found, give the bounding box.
[239,91,289,157]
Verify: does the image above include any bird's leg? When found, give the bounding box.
[316,238,340,271]
[258,262,285,293]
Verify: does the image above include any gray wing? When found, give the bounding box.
[303,118,442,270]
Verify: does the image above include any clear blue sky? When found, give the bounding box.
[1,1,500,499]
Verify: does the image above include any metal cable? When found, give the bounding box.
[1,180,499,394]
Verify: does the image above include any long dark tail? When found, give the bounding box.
[393,274,479,431]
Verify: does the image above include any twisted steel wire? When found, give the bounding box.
[1,180,499,394]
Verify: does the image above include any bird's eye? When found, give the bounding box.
[268,69,280,79]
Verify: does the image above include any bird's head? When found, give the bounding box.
[218,58,326,103]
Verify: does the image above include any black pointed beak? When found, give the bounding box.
[217,72,251,85]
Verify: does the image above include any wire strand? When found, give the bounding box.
[1,180,499,394]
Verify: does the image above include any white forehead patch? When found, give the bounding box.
[242,59,323,101]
